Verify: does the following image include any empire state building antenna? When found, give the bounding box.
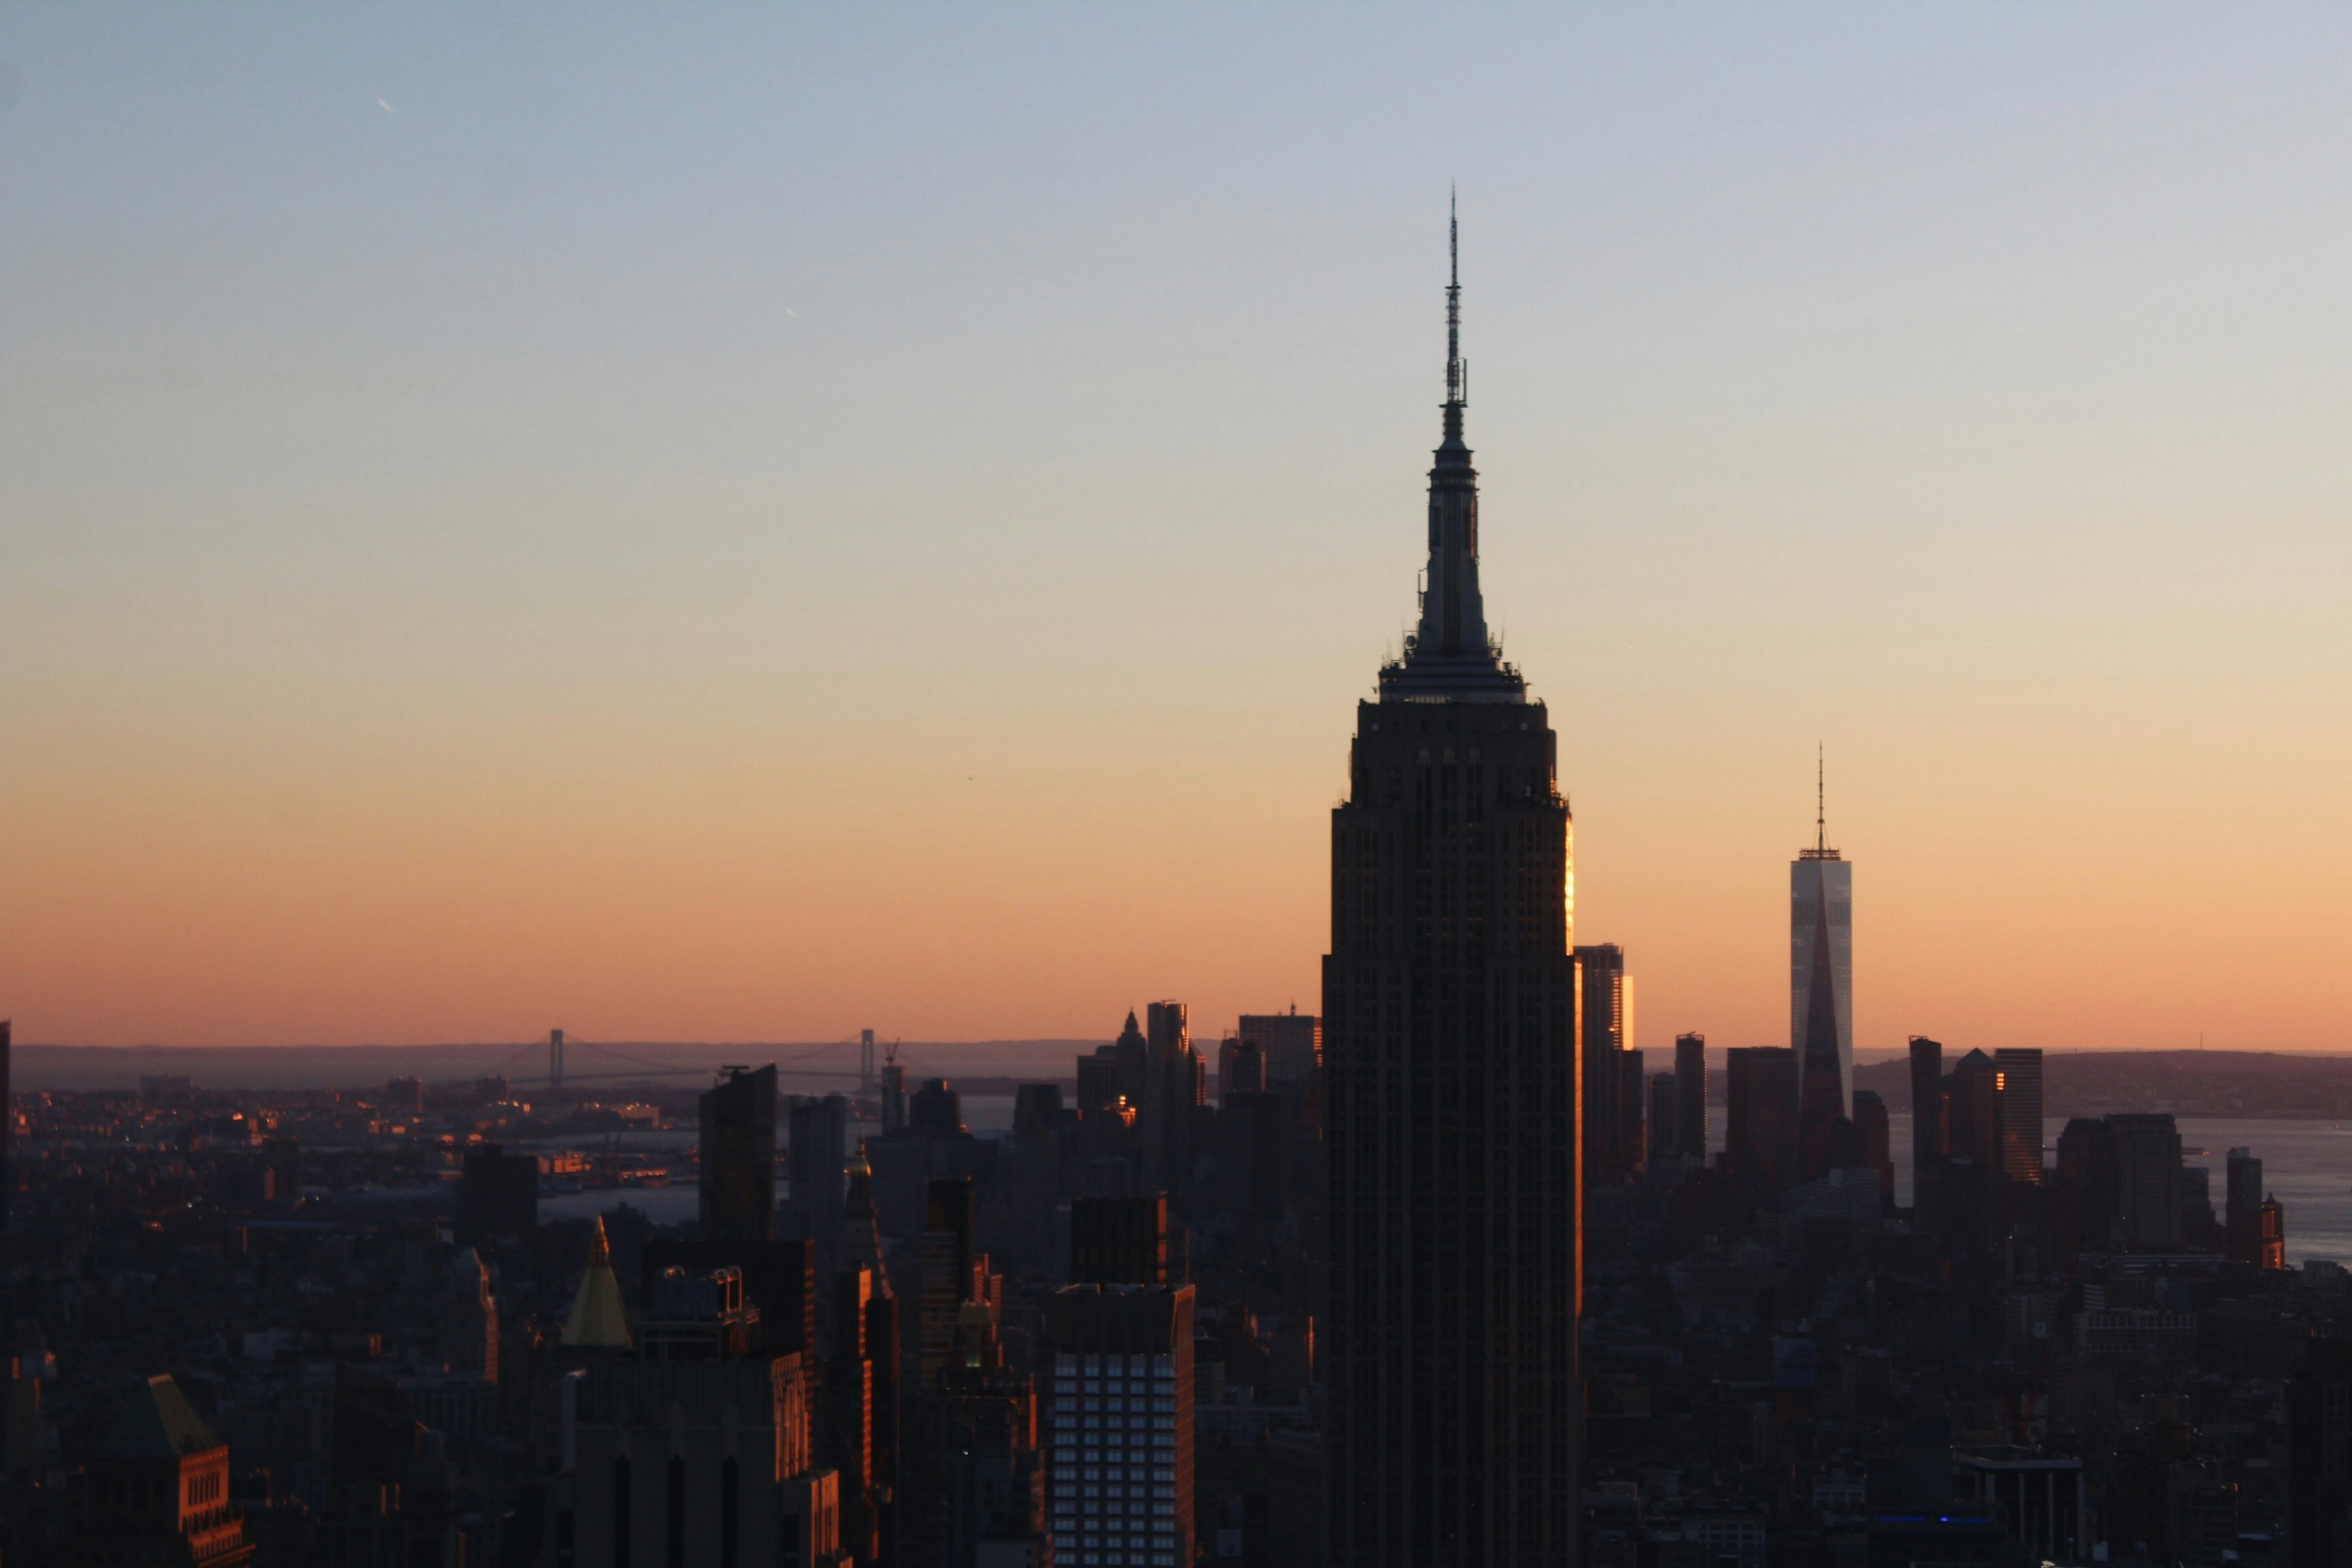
[1446,186,1464,408]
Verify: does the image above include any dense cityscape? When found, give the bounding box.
[7,236,2351,1568]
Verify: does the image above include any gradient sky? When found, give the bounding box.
[4,6,2349,1054]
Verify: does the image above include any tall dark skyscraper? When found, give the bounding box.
[1726,1046,1799,1195]
[1577,943,1633,1185]
[699,1064,778,1242]
[0,1018,11,1234]
[1994,1048,2044,1186]
[1908,1034,1944,1208]
[1674,1031,1708,1164]
[1793,761,1852,1180]
[1322,209,1579,1568]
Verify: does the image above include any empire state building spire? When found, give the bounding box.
[1325,210,1579,1564]
[1386,197,1522,702]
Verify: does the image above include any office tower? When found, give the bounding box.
[2183,1166,2221,1247]
[639,1238,817,1376]
[1322,213,1579,1568]
[902,1180,1018,1567]
[880,1061,908,1133]
[1673,1033,1707,1164]
[1138,1001,1204,1197]
[1647,1073,1681,1161]
[2108,1113,2185,1252]
[435,1247,499,1383]
[919,1178,1001,1383]
[930,1303,1050,1568]
[909,1078,966,1140]
[1725,1047,1800,1195]
[455,1142,537,1248]
[2055,1118,2120,1253]
[1942,1049,2002,1195]
[1218,1036,1266,1100]
[1016,1083,1065,1138]
[700,1064,778,1242]
[1046,1283,1198,1568]
[0,1018,9,1234]
[549,1026,566,1090]
[1852,1090,1894,1200]
[1577,944,1632,1186]
[1072,1195,1171,1286]
[2262,1195,2289,1270]
[2289,1339,2352,1567]
[564,1267,840,1568]
[1908,1036,1944,1207]
[1218,1090,1293,1245]
[1618,1048,1646,1175]
[384,1076,424,1116]
[827,1262,899,1565]
[2227,1147,2264,1266]
[1994,1048,2045,1185]
[785,1093,850,1264]
[70,1375,253,1568]
[564,1216,634,1348]
[1237,1009,1321,1088]
[1792,765,1854,1180]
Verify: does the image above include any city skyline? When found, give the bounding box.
[6,8,2352,1055]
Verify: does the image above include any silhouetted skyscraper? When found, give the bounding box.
[1322,210,1579,1568]
[909,1078,965,1140]
[2227,1147,2264,1266]
[1217,1036,1265,1100]
[455,1142,537,1249]
[1852,1089,1894,1200]
[1647,1072,1681,1161]
[1618,1048,1646,1175]
[1071,1195,1170,1286]
[785,1093,849,1264]
[1994,1048,2044,1185]
[1237,1009,1321,1088]
[699,1064,777,1242]
[1674,1032,1707,1165]
[2288,1339,2352,1566]
[2056,1117,2120,1252]
[1908,1035,1944,1209]
[1793,763,1852,1180]
[0,1018,10,1234]
[2109,1113,2185,1252]
[831,1258,898,1564]
[1726,1046,1800,1195]
[436,1247,499,1383]
[1138,1001,1203,1199]
[1944,1049,2003,1202]
[1577,944,1632,1185]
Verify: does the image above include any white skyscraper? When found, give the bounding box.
[1792,758,1853,1172]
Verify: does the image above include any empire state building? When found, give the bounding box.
[1322,212,1581,1568]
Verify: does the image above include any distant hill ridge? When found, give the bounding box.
[10,1039,1100,1092]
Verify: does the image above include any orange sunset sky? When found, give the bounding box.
[4,9,2348,1055]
